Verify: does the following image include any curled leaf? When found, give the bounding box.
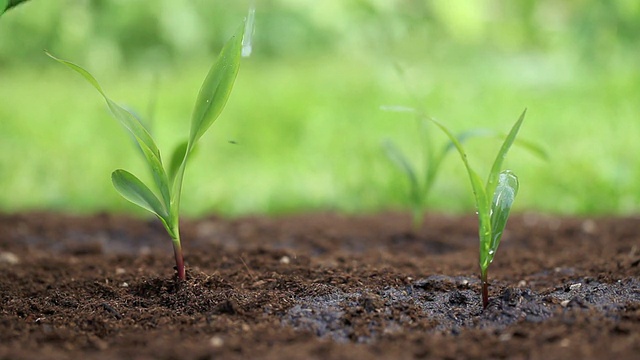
[486,109,526,196]
[487,170,519,264]
[111,169,168,220]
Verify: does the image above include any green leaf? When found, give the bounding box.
[46,52,160,159]
[111,169,168,220]
[46,51,171,211]
[427,118,490,211]
[426,117,494,272]
[189,24,244,147]
[430,128,494,193]
[169,24,245,230]
[475,170,493,271]
[485,170,519,266]
[485,109,526,196]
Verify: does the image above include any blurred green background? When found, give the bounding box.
[1,0,639,217]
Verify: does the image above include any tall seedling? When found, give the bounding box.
[48,24,245,280]
[427,110,526,308]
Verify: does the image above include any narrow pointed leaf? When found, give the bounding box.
[428,118,490,211]
[46,51,171,210]
[486,170,519,265]
[427,117,493,272]
[430,128,494,192]
[486,109,526,195]
[46,52,160,159]
[102,99,170,209]
[111,170,168,220]
[189,24,244,146]
[168,25,245,230]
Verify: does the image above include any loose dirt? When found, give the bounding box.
[1,212,639,359]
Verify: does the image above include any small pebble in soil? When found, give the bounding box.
[115,267,126,275]
[569,283,582,291]
[209,336,224,348]
[581,219,597,234]
[280,256,290,264]
[0,251,20,265]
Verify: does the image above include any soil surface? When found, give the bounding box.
[0,211,639,359]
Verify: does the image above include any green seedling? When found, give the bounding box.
[382,107,545,232]
[382,111,495,231]
[47,24,245,281]
[425,110,526,308]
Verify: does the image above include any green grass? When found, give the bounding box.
[1,51,640,217]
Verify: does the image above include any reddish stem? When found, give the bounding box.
[173,241,186,281]
[481,271,489,309]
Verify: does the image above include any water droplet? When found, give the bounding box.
[242,5,256,58]
[488,250,495,255]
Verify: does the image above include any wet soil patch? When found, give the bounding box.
[0,212,639,359]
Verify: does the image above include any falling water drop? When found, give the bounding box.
[242,5,256,57]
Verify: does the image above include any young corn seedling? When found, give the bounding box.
[47,24,246,281]
[382,110,495,231]
[382,107,545,233]
[426,110,526,308]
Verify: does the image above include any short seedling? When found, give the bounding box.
[47,24,245,281]
[383,107,545,232]
[382,110,495,231]
[426,110,526,308]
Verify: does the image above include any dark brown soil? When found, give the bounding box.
[0,211,639,359]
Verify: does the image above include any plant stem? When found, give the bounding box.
[172,238,186,281]
[481,270,489,309]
